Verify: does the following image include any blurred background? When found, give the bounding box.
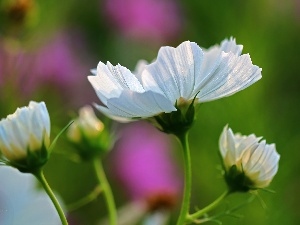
[0,0,299,224]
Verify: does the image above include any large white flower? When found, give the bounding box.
[0,101,50,170]
[88,38,261,121]
[219,125,280,190]
[0,166,61,225]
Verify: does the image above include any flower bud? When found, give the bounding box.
[0,101,50,172]
[67,106,111,160]
[219,125,280,192]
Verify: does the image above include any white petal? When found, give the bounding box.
[106,90,176,118]
[142,41,203,102]
[219,125,238,168]
[0,124,9,149]
[0,124,27,161]
[257,144,280,181]
[35,102,50,137]
[0,124,23,159]
[235,134,261,161]
[0,167,61,225]
[90,68,97,75]
[225,128,238,164]
[219,37,243,55]
[202,38,243,66]
[30,102,49,142]
[9,118,29,152]
[242,141,266,173]
[219,125,229,158]
[88,61,145,105]
[106,62,145,92]
[194,38,243,95]
[133,59,148,83]
[198,52,262,102]
[94,104,134,122]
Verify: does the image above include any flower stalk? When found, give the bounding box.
[67,185,102,212]
[33,169,68,225]
[187,190,229,223]
[93,157,117,225]
[176,131,192,225]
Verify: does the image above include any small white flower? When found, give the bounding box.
[219,125,280,190]
[0,101,50,169]
[0,166,62,225]
[88,38,261,121]
[67,105,104,143]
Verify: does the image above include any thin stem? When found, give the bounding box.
[93,157,117,225]
[187,190,229,222]
[34,169,68,225]
[176,131,192,225]
[67,185,102,212]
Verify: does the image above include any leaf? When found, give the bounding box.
[49,120,74,153]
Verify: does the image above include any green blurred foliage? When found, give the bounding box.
[0,0,299,224]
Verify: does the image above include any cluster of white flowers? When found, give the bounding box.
[87,38,279,189]
[0,38,280,224]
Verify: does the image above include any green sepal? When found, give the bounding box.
[154,98,197,136]
[225,165,255,193]
[69,128,113,161]
[185,94,198,125]
[9,140,49,174]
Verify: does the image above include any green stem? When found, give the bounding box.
[34,169,68,225]
[67,185,102,212]
[176,131,192,225]
[187,190,229,222]
[93,157,117,225]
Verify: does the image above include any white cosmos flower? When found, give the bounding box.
[88,38,262,121]
[0,166,61,225]
[219,125,280,190]
[0,101,50,169]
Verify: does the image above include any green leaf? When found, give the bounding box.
[49,120,74,153]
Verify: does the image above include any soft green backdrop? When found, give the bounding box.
[0,0,299,224]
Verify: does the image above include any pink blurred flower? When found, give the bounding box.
[104,0,183,43]
[112,121,182,211]
[30,31,95,106]
[31,32,87,89]
[0,31,95,107]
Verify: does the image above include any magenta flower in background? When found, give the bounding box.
[112,121,182,211]
[0,31,95,108]
[0,40,33,91]
[104,0,183,43]
[32,32,88,89]
[30,31,95,106]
